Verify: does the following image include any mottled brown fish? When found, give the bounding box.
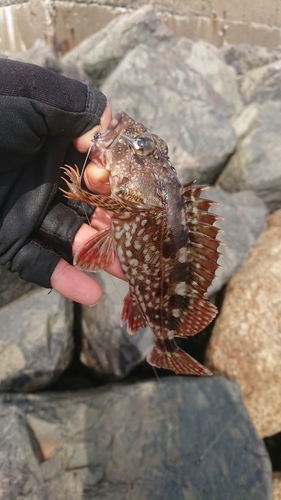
[62,112,221,376]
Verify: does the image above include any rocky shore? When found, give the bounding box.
[1,6,281,499]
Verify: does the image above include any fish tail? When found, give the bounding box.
[147,339,212,376]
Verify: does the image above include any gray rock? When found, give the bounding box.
[0,377,273,499]
[80,273,154,379]
[61,5,172,87]
[179,38,243,117]
[239,59,281,104]
[102,41,237,185]
[10,39,62,72]
[220,43,281,75]
[0,289,74,391]
[0,266,39,308]
[0,405,44,500]
[217,101,281,212]
[203,187,268,295]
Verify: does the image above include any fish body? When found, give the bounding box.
[62,112,221,376]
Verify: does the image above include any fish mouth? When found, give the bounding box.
[89,112,129,169]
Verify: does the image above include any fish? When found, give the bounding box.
[61,111,221,376]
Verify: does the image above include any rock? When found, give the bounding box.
[0,405,44,499]
[206,210,281,437]
[273,472,281,500]
[0,265,39,308]
[239,59,281,104]
[0,377,273,499]
[217,101,281,213]
[10,39,62,73]
[220,43,281,75]
[0,289,74,391]
[179,39,243,117]
[80,273,154,379]
[61,6,172,87]
[202,187,268,295]
[102,41,236,185]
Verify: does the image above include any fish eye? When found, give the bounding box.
[133,135,156,156]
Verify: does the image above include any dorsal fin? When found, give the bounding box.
[171,182,222,338]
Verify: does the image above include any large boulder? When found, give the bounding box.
[0,377,273,499]
[61,5,173,87]
[102,41,236,185]
[217,100,281,212]
[220,43,281,75]
[239,59,281,104]
[179,38,243,117]
[202,187,268,295]
[206,210,281,437]
[0,288,74,391]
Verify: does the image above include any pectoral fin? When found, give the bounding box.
[74,226,115,271]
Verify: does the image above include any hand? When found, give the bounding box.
[50,103,125,306]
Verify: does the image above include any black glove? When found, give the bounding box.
[0,59,107,288]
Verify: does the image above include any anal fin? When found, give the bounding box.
[147,340,212,376]
[121,292,147,335]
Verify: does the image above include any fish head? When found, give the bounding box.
[89,112,174,210]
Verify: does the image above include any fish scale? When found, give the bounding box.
[61,112,222,376]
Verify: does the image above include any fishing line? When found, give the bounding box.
[195,408,240,465]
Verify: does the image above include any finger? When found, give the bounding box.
[73,102,112,153]
[84,162,110,195]
[50,258,103,306]
[90,207,111,231]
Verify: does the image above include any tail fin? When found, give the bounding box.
[147,341,212,376]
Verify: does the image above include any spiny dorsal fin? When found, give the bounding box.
[170,182,222,338]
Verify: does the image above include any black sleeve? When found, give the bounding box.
[0,59,107,288]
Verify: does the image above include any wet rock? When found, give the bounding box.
[80,273,154,379]
[102,41,236,185]
[203,187,268,295]
[0,377,273,499]
[220,43,281,75]
[0,289,74,392]
[239,59,281,104]
[179,38,243,117]
[217,101,281,212]
[61,5,172,87]
[206,210,281,437]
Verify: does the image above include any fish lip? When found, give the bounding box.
[89,112,128,167]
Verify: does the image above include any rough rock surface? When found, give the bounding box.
[179,38,243,117]
[0,377,273,500]
[202,187,268,295]
[206,210,281,438]
[102,41,236,185]
[217,101,281,212]
[80,273,154,379]
[61,5,172,87]
[220,43,281,75]
[0,289,74,391]
[239,59,281,104]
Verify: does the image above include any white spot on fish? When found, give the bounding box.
[178,247,188,263]
[172,309,181,318]
[167,330,174,339]
[175,282,186,296]
[134,241,142,250]
[129,259,139,267]
[126,250,132,258]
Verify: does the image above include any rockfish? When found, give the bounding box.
[62,112,221,376]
